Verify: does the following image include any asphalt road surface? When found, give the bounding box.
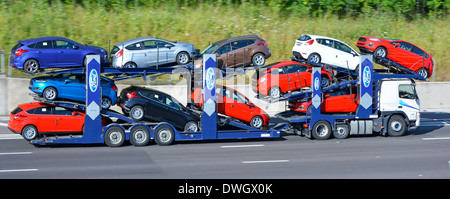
[1,112,450,179]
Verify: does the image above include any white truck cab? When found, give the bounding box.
[379,78,420,135]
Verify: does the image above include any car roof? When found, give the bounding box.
[212,35,260,45]
[114,37,166,47]
[18,36,72,44]
[126,86,169,95]
[17,102,52,111]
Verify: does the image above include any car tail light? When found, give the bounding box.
[111,83,118,92]
[305,40,314,46]
[115,49,123,58]
[15,48,29,56]
[126,92,140,99]
[258,40,267,47]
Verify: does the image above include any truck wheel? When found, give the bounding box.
[312,120,332,140]
[105,126,125,147]
[334,124,349,139]
[387,115,406,137]
[155,124,175,146]
[130,126,150,146]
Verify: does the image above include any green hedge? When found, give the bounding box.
[1,0,448,18]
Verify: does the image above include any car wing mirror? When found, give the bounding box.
[72,111,78,116]
[64,79,71,84]
[394,43,400,48]
[164,44,172,49]
[72,45,79,49]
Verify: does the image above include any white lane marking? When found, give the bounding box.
[422,137,450,140]
[0,123,8,127]
[0,169,38,173]
[242,160,289,164]
[0,152,33,155]
[221,144,264,148]
[0,134,22,140]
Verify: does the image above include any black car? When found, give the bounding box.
[119,86,200,132]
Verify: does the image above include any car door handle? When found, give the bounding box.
[58,51,64,53]
[36,51,41,54]
[398,106,403,108]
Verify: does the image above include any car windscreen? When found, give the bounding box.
[110,46,120,55]
[198,44,220,57]
[297,35,311,41]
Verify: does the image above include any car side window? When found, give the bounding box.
[392,42,412,51]
[411,46,428,58]
[231,40,249,50]
[165,96,182,110]
[125,42,143,50]
[142,40,158,49]
[54,40,75,49]
[34,40,53,49]
[317,39,334,48]
[155,40,170,48]
[216,43,232,55]
[54,106,73,115]
[235,91,249,105]
[27,106,53,115]
[334,41,352,54]
[246,40,257,45]
[270,67,286,75]
[285,65,306,73]
[62,74,81,83]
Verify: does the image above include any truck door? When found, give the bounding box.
[397,84,420,121]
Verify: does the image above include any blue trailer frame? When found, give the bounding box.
[31,54,285,146]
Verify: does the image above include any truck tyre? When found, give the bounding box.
[105,126,125,147]
[130,126,150,146]
[312,120,332,140]
[387,115,406,137]
[155,124,175,146]
[334,124,349,139]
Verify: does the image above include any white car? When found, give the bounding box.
[292,34,360,71]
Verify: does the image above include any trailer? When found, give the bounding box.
[29,54,286,147]
[276,55,423,139]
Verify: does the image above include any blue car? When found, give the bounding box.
[10,36,109,74]
[29,74,118,109]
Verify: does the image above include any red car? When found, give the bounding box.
[191,86,270,129]
[8,102,85,141]
[288,87,359,113]
[356,36,434,78]
[251,61,332,98]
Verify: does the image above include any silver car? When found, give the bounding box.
[110,37,197,68]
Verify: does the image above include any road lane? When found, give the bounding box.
[0,113,449,179]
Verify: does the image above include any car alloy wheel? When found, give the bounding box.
[24,59,39,74]
[176,52,189,65]
[43,87,57,101]
[252,53,265,66]
[308,53,321,63]
[250,116,263,129]
[269,87,281,98]
[101,97,112,109]
[22,125,38,141]
[124,62,137,68]
[184,121,199,132]
[417,68,429,79]
[130,105,144,121]
[375,47,387,58]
